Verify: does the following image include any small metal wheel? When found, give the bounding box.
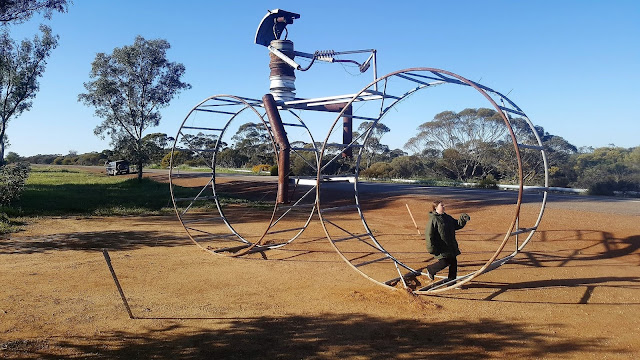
[169,95,319,256]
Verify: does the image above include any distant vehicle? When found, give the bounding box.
[105,160,130,176]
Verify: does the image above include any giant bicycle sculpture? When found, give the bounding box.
[169,9,549,294]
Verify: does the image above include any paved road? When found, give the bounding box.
[56,166,639,216]
[353,181,640,216]
[165,168,639,216]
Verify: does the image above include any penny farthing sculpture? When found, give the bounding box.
[169,9,549,293]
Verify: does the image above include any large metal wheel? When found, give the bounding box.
[316,68,549,294]
[169,95,319,256]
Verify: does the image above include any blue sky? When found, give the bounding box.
[6,0,640,157]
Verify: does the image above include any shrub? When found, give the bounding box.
[23,154,58,164]
[389,156,425,178]
[588,179,639,196]
[61,156,78,165]
[216,148,248,168]
[269,165,278,176]
[161,150,192,168]
[252,164,271,173]
[0,211,25,234]
[476,175,498,189]
[0,162,31,205]
[361,162,393,179]
[76,152,107,166]
[4,152,21,164]
[185,158,208,167]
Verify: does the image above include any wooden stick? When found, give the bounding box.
[405,204,420,235]
[103,249,135,319]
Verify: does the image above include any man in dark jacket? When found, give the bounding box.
[425,200,470,281]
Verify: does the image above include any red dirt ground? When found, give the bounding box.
[1,168,638,359]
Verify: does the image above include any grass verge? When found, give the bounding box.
[5,166,200,218]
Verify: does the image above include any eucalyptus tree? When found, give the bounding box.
[405,108,505,181]
[0,0,68,165]
[113,132,175,167]
[0,0,69,24]
[492,118,577,184]
[358,121,390,168]
[0,25,58,164]
[231,122,274,166]
[79,36,191,180]
[180,132,220,167]
[572,146,640,193]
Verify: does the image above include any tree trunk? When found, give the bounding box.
[137,158,143,181]
[0,139,4,167]
[136,136,143,181]
[0,122,6,167]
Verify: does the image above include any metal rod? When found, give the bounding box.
[268,45,301,70]
[328,49,376,55]
[263,93,291,204]
[405,204,420,235]
[193,108,237,115]
[102,249,134,319]
[515,217,519,249]
[342,104,353,158]
[182,126,224,131]
[372,50,378,91]
[518,143,544,150]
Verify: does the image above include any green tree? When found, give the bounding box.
[505,118,577,185]
[627,147,640,173]
[4,150,20,163]
[406,108,578,184]
[572,146,639,195]
[0,0,69,24]
[180,132,219,167]
[231,122,274,166]
[23,153,56,164]
[76,151,107,166]
[406,108,504,181]
[144,132,174,165]
[358,121,390,168]
[111,132,174,168]
[216,148,247,169]
[161,149,192,169]
[290,141,317,176]
[78,36,191,180]
[0,25,58,164]
[0,0,67,208]
[360,161,393,179]
[181,132,218,150]
[0,161,29,204]
[388,155,427,179]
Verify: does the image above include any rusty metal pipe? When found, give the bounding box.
[262,93,290,204]
[342,104,353,158]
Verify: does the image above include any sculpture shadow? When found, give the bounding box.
[1,314,621,359]
[452,276,640,305]
[513,231,640,267]
[0,230,187,254]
